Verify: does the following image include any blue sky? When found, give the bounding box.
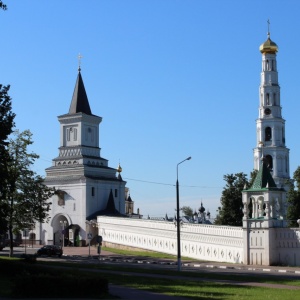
[1,0,300,218]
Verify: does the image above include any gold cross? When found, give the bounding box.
[267,19,270,38]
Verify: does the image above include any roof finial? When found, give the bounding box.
[117,160,122,173]
[78,53,83,72]
[267,19,270,39]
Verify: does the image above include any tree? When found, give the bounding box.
[214,172,250,226]
[0,85,15,236]
[0,1,7,10]
[3,130,54,256]
[287,167,300,227]
[181,206,193,218]
[0,85,15,179]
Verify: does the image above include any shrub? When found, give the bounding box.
[20,253,37,263]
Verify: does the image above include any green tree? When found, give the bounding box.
[181,206,193,218]
[4,130,54,256]
[287,167,300,227]
[0,85,15,236]
[214,172,250,226]
[0,1,7,10]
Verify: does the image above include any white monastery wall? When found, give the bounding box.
[273,228,300,266]
[97,216,244,264]
[97,217,300,266]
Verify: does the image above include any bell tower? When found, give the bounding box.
[253,23,290,188]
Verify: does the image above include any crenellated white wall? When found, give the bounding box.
[97,216,300,266]
[97,216,244,264]
[273,228,300,266]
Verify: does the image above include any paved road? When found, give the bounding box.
[3,245,300,277]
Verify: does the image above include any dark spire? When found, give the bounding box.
[106,189,117,213]
[69,70,92,115]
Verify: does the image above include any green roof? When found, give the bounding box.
[247,161,277,191]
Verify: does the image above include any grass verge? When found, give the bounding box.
[102,246,191,260]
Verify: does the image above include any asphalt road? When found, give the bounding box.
[2,246,300,279]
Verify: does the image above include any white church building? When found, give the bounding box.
[37,66,127,246]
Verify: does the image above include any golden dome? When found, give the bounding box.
[259,35,278,54]
[116,163,122,173]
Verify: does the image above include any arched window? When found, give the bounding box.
[57,190,65,206]
[266,93,270,105]
[265,127,272,141]
[248,198,253,219]
[265,155,273,170]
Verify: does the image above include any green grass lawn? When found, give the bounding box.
[105,273,300,300]
[102,245,189,259]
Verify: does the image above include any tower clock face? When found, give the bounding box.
[264,108,271,115]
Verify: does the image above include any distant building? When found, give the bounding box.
[125,191,143,219]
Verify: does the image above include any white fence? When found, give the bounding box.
[97,216,244,264]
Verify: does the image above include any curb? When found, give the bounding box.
[185,263,300,275]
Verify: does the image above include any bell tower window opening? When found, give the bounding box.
[266,93,270,105]
[263,203,266,216]
[66,127,77,142]
[73,128,77,141]
[265,155,273,170]
[248,198,253,218]
[265,127,272,141]
[115,189,118,197]
[85,127,94,142]
[67,128,70,141]
[91,187,95,197]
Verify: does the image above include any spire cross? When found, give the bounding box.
[78,53,83,71]
[267,19,270,38]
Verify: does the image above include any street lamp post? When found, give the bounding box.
[60,220,67,251]
[24,228,28,255]
[176,156,191,272]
